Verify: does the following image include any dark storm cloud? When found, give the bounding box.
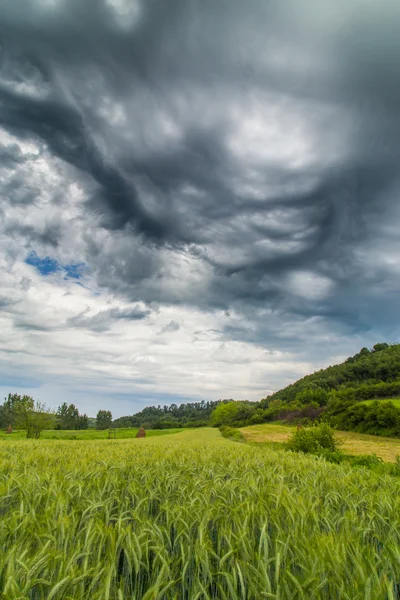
[5,222,61,247]
[67,306,150,333]
[0,141,28,168]
[1,0,400,342]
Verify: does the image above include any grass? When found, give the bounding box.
[360,397,400,408]
[1,428,400,598]
[0,427,184,441]
[240,423,400,462]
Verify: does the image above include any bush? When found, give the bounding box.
[326,398,400,436]
[349,454,383,467]
[288,423,338,454]
[219,426,246,443]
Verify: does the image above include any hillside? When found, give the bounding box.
[257,343,400,437]
[261,343,400,406]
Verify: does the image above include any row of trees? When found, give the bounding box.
[113,400,230,429]
[56,403,89,430]
[56,405,112,430]
[0,394,113,438]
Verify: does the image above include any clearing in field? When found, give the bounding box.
[240,423,400,462]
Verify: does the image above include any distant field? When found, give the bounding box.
[240,423,400,462]
[0,427,184,441]
[360,397,400,408]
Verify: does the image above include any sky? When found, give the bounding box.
[1,0,400,417]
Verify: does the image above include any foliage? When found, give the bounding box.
[56,402,89,430]
[287,423,339,454]
[219,425,246,442]
[0,393,37,428]
[96,410,113,430]
[210,401,256,427]
[14,399,55,439]
[325,399,400,436]
[261,343,400,408]
[295,387,329,406]
[256,344,400,436]
[2,430,400,598]
[113,399,230,429]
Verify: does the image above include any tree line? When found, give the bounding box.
[113,400,231,429]
[0,395,230,438]
[0,395,113,438]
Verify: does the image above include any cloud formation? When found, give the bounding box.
[0,0,400,415]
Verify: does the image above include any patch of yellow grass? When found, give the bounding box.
[240,423,400,463]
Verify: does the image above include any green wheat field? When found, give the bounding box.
[1,428,400,599]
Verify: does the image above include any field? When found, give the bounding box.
[0,427,183,441]
[240,423,400,462]
[2,428,400,599]
[360,397,400,408]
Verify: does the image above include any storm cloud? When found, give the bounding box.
[0,0,400,414]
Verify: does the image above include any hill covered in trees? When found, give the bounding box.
[261,343,400,406]
[256,343,400,436]
[208,344,400,437]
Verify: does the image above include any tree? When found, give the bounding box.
[96,410,112,430]
[373,343,389,353]
[0,393,36,428]
[56,402,79,429]
[15,399,55,439]
[288,424,338,454]
[56,403,89,430]
[77,414,89,430]
[295,387,329,406]
[210,401,255,427]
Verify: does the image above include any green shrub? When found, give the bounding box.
[349,453,383,467]
[288,423,338,454]
[219,425,246,443]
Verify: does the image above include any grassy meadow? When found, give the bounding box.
[240,423,400,462]
[360,397,400,408]
[2,428,400,599]
[0,427,183,441]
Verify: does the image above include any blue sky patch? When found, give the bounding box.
[26,252,86,280]
[64,262,86,279]
[26,252,60,276]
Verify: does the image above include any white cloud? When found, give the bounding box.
[286,271,334,300]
